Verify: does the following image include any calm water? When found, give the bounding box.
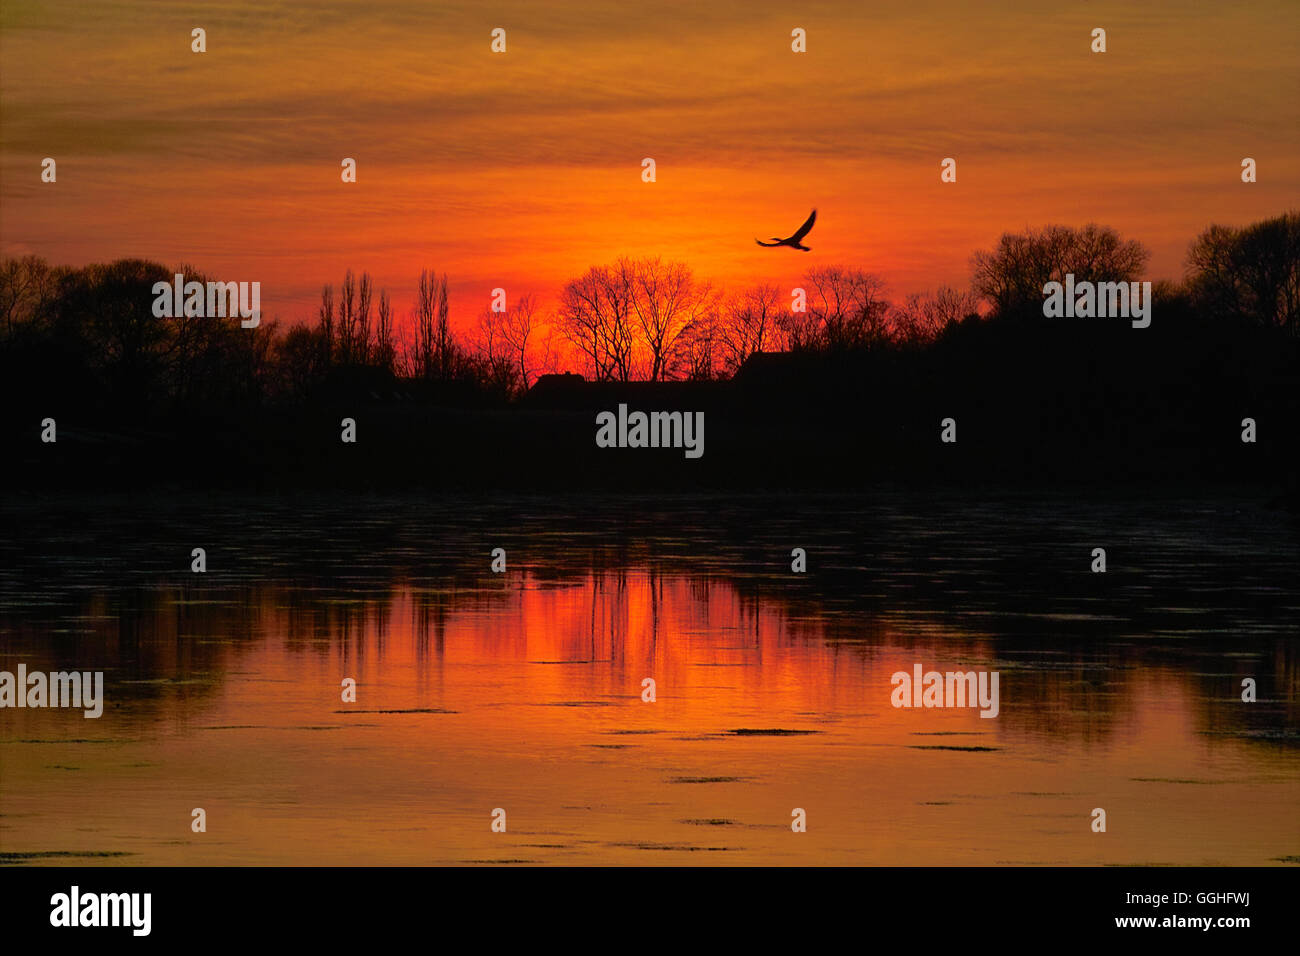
[1,490,1297,865]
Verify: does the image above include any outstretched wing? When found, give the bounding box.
[790,209,817,242]
[755,238,781,246]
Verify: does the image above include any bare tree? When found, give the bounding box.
[891,286,981,345]
[673,309,721,380]
[375,290,395,373]
[338,270,356,362]
[971,224,1149,317]
[501,292,539,388]
[557,257,716,380]
[0,256,65,340]
[624,257,716,381]
[556,263,635,381]
[783,266,891,350]
[355,272,373,365]
[434,273,452,378]
[530,323,562,382]
[472,305,520,395]
[718,283,783,373]
[318,283,335,365]
[410,269,452,380]
[1187,212,1300,334]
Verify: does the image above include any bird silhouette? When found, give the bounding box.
[756,209,816,251]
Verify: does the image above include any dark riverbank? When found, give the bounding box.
[4,314,1297,493]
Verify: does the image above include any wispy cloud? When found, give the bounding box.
[2,0,1297,324]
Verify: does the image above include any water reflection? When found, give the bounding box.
[1,492,1297,865]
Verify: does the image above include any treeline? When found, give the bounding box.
[0,260,519,416]
[552,258,978,382]
[549,212,1297,381]
[1,211,1295,418]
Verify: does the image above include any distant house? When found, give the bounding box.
[524,370,725,409]
[530,371,586,389]
[526,372,587,403]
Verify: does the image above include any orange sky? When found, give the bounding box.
[2,0,1298,336]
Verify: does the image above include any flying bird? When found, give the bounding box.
[756,209,817,251]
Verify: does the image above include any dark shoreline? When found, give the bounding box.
[4,400,1293,494]
[5,320,1297,494]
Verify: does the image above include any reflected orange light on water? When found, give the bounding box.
[3,571,1296,865]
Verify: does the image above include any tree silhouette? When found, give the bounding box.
[891,287,981,346]
[2,210,1295,419]
[782,266,890,350]
[718,283,784,373]
[971,224,1149,319]
[411,268,453,380]
[1187,212,1300,334]
[625,257,717,381]
[557,262,636,382]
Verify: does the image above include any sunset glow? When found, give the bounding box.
[3,0,1298,338]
